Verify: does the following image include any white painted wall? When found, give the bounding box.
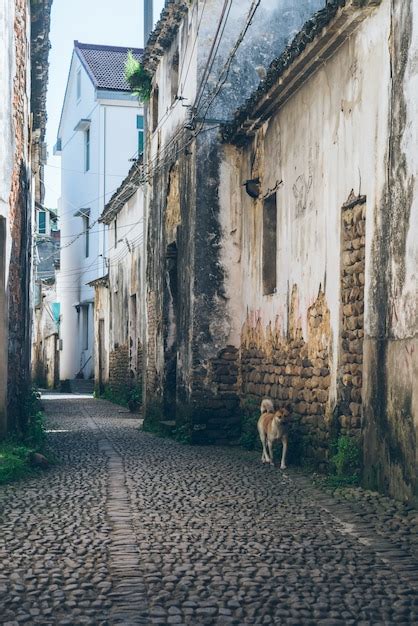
[56,48,142,380]
[221,2,391,405]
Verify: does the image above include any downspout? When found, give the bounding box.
[102,106,107,276]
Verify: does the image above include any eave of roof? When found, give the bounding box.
[142,0,189,74]
[87,274,109,288]
[30,0,53,142]
[221,0,382,147]
[100,158,143,225]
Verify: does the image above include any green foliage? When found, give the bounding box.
[328,435,361,486]
[142,399,164,435]
[172,405,193,444]
[238,397,261,451]
[0,444,34,484]
[125,51,152,102]
[127,386,142,413]
[0,387,48,484]
[99,384,142,411]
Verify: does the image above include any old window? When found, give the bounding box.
[262,192,277,295]
[82,215,89,257]
[114,217,118,249]
[137,115,144,155]
[38,211,46,234]
[171,49,179,102]
[152,85,159,132]
[84,128,90,172]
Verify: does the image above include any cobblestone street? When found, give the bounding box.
[1,396,418,625]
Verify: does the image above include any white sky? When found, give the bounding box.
[44,0,164,210]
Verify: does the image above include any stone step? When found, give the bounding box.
[68,379,95,395]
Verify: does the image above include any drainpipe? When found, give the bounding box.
[102,106,107,277]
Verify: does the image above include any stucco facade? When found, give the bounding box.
[0,0,51,435]
[143,0,328,436]
[92,162,144,401]
[219,0,417,501]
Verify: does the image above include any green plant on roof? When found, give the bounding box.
[124,51,152,102]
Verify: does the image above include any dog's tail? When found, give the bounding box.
[261,398,274,414]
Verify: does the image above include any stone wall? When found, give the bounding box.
[7,0,31,433]
[109,344,130,398]
[337,196,366,436]
[190,346,240,444]
[240,288,332,465]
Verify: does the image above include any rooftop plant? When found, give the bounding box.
[124,51,152,102]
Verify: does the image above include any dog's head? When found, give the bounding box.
[273,407,290,425]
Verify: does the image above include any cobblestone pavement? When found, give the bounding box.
[1,396,417,625]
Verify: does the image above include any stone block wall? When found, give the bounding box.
[146,290,159,395]
[109,344,130,398]
[7,0,31,432]
[240,288,332,464]
[337,196,366,436]
[190,346,240,443]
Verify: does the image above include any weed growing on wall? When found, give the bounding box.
[0,387,48,484]
[328,435,362,486]
[124,51,152,101]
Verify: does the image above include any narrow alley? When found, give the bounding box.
[0,395,417,625]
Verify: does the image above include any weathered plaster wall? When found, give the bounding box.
[92,282,110,391]
[7,0,32,433]
[363,0,418,502]
[220,0,417,499]
[0,0,16,436]
[144,0,330,438]
[32,283,59,387]
[105,188,144,397]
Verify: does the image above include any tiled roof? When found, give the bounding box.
[74,41,143,92]
[221,0,381,146]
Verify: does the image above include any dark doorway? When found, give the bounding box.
[163,242,178,420]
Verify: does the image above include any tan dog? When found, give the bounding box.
[257,398,289,469]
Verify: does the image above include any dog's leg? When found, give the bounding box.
[258,422,268,463]
[267,438,274,466]
[280,435,288,470]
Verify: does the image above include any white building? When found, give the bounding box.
[91,162,144,399]
[55,41,143,381]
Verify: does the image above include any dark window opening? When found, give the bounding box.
[82,305,89,350]
[137,115,144,155]
[152,85,159,132]
[85,128,90,171]
[82,215,89,257]
[171,49,179,102]
[38,211,46,234]
[263,192,277,295]
[114,217,118,249]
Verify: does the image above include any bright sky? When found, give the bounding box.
[44,0,164,210]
